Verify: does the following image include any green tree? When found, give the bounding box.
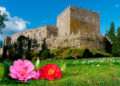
[106,22,116,42]
[0,13,7,33]
[117,27,120,39]
[16,35,27,59]
[11,35,40,60]
[26,38,39,60]
[38,38,52,59]
[0,13,8,58]
[106,22,117,56]
[112,27,120,56]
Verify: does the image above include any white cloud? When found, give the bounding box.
[0,6,9,16]
[3,17,28,32]
[0,6,28,36]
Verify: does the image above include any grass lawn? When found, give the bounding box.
[1,58,120,86]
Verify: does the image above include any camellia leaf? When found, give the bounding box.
[0,63,5,80]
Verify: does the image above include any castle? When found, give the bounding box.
[6,6,108,50]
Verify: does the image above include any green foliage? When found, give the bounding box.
[0,41,3,48]
[106,22,120,56]
[112,27,120,56]
[3,35,40,60]
[91,49,111,57]
[70,48,84,58]
[51,48,73,59]
[82,49,93,58]
[39,49,51,59]
[51,48,110,59]
[106,22,116,42]
[50,49,61,58]
[0,63,5,80]
[16,35,28,58]
[0,14,7,33]
[1,59,12,80]
[38,38,53,59]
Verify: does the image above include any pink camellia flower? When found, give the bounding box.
[32,70,40,80]
[9,59,38,82]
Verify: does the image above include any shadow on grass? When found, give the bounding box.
[0,78,31,85]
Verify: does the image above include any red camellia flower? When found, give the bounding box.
[39,64,62,80]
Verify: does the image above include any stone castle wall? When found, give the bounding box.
[46,33,104,50]
[70,7,100,35]
[57,7,100,37]
[57,7,70,37]
[8,6,105,50]
[11,26,57,43]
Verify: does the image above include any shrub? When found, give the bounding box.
[39,49,52,59]
[82,49,93,58]
[71,48,84,59]
[1,59,12,79]
[51,48,85,59]
[65,55,73,59]
[0,63,5,80]
[50,49,64,59]
[91,49,112,57]
[51,48,111,59]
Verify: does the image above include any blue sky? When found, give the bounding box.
[0,0,120,35]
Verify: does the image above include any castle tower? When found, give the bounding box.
[57,6,100,37]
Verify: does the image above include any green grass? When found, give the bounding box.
[1,58,120,86]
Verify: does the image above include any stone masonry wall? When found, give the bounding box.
[57,7,70,37]
[70,7,100,35]
[46,33,105,50]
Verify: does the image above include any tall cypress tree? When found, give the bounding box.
[106,22,116,42]
[114,27,120,56]
[117,27,120,39]
[106,22,117,56]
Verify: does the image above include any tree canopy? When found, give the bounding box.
[0,13,7,33]
[106,22,120,56]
